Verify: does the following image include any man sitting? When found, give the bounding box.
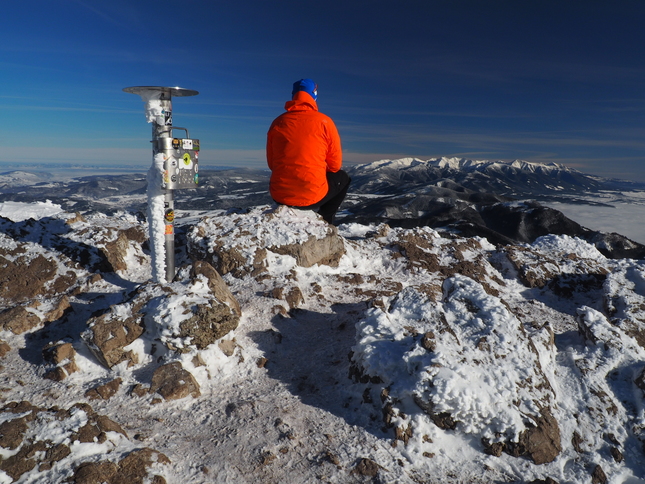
[266,78,351,225]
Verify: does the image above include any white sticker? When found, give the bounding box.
[182,139,193,150]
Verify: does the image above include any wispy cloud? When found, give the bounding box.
[67,0,141,31]
[0,103,138,115]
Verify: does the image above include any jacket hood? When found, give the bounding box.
[284,91,318,112]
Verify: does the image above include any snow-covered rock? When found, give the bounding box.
[187,205,345,278]
[0,401,170,483]
[82,260,241,369]
[0,200,644,483]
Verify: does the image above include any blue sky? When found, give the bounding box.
[1,1,644,181]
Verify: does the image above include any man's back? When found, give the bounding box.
[267,91,342,206]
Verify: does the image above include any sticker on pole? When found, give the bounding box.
[182,153,193,169]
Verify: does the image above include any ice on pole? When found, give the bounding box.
[147,152,167,283]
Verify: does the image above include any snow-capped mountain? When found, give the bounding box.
[347,157,619,196]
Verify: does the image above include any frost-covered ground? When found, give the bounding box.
[0,200,645,483]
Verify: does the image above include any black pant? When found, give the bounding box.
[292,170,351,224]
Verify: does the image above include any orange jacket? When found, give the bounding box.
[266,91,342,206]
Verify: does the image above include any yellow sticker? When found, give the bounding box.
[183,153,191,166]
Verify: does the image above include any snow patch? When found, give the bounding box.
[0,200,64,222]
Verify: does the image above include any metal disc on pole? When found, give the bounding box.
[123,86,199,97]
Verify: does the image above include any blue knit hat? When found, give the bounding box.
[292,79,317,100]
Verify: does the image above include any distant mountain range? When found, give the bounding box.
[347,157,642,196]
[1,158,644,258]
[341,158,645,258]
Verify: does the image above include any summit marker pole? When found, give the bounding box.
[123,86,200,283]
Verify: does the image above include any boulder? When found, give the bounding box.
[0,306,41,335]
[352,277,561,465]
[0,440,47,481]
[218,339,240,357]
[85,378,123,400]
[0,339,10,357]
[392,228,502,296]
[64,220,148,274]
[43,342,76,365]
[0,416,28,449]
[592,465,608,484]
[83,303,145,369]
[163,262,241,353]
[83,262,241,367]
[177,304,239,352]
[0,254,58,303]
[0,239,82,308]
[116,448,170,482]
[352,458,382,478]
[150,362,200,401]
[187,205,345,278]
[44,295,72,323]
[503,408,562,465]
[99,226,147,273]
[0,402,164,483]
[73,461,118,484]
[43,341,79,381]
[503,245,609,290]
[73,448,169,484]
[190,261,241,316]
[0,211,147,275]
[272,285,304,309]
[0,226,87,335]
[268,231,345,269]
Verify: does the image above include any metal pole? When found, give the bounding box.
[164,190,175,281]
[150,93,175,282]
[123,86,199,283]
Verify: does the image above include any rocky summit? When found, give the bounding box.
[0,192,643,483]
[0,194,645,483]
